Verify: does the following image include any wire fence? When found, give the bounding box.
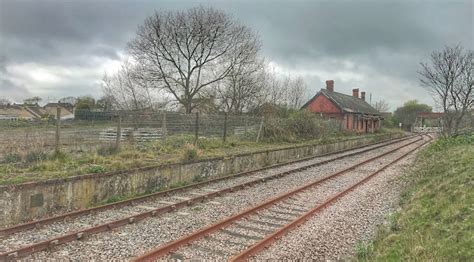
[0,110,266,158]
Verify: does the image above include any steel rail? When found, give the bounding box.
[131,136,424,262]
[0,135,414,237]
[0,135,418,261]
[230,135,431,261]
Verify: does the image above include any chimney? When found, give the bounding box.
[326,80,334,92]
[361,91,366,101]
[352,88,359,98]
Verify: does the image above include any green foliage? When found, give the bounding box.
[356,241,373,260]
[86,164,106,173]
[393,100,432,130]
[25,150,49,163]
[75,96,96,111]
[424,133,474,153]
[181,144,199,161]
[97,145,119,156]
[50,151,70,162]
[3,152,21,163]
[192,174,205,183]
[360,134,474,261]
[103,195,126,204]
[149,135,195,153]
[23,96,42,105]
[262,110,336,142]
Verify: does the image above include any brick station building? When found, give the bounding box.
[301,80,382,133]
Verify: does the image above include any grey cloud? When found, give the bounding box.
[0,0,472,108]
[0,78,32,101]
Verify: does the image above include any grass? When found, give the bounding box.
[357,134,474,261]
[0,129,402,185]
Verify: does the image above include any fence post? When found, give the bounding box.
[194,112,199,145]
[116,114,122,149]
[223,113,228,143]
[162,111,167,139]
[55,106,61,153]
[256,117,264,143]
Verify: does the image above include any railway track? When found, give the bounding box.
[1,135,413,237]
[0,134,420,261]
[132,135,430,261]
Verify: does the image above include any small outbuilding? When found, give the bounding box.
[301,80,382,133]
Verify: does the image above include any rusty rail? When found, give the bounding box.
[132,136,424,261]
[230,135,431,261]
[0,135,418,261]
[0,135,414,237]
[0,136,419,261]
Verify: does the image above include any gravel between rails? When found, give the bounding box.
[163,138,426,260]
[253,136,429,261]
[0,136,415,254]
[15,137,421,261]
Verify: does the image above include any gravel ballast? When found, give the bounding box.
[4,136,423,261]
[254,137,429,260]
[165,137,427,260]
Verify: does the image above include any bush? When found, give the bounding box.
[50,151,70,162]
[26,150,49,163]
[149,135,195,153]
[181,144,199,161]
[424,133,474,154]
[262,111,337,142]
[97,145,119,156]
[3,152,21,163]
[86,164,106,173]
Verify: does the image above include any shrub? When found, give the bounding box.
[86,164,106,173]
[26,150,49,163]
[50,151,70,162]
[3,152,21,163]
[150,135,195,153]
[97,145,119,156]
[181,144,199,161]
[262,111,338,142]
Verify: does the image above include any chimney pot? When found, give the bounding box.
[361,91,366,101]
[352,88,359,98]
[326,80,334,92]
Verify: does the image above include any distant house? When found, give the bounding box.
[301,80,382,133]
[0,105,34,120]
[0,104,49,120]
[44,103,75,120]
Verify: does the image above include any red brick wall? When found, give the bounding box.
[306,95,342,114]
[305,94,380,133]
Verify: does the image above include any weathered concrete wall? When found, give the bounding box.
[0,133,405,226]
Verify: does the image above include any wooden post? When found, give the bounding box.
[194,112,199,145]
[55,106,61,154]
[116,114,122,149]
[223,113,228,143]
[162,111,167,139]
[256,117,264,143]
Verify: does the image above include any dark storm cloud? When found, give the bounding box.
[0,0,472,108]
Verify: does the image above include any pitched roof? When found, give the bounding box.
[302,89,381,115]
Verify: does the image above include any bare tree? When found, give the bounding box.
[102,60,155,111]
[287,76,308,109]
[128,6,261,113]
[58,96,78,105]
[374,99,390,112]
[213,58,265,113]
[419,45,473,136]
[0,97,11,106]
[23,96,42,105]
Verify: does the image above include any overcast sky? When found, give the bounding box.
[0,0,472,110]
